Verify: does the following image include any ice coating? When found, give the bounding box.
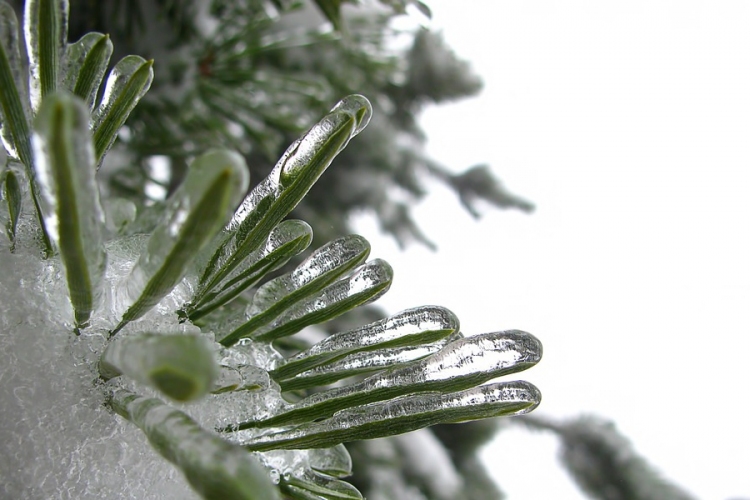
[251,234,370,315]
[418,330,542,382]
[0,3,30,163]
[239,381,541,451]
[248,258,394,342]
[278,95,371,188]
[91,55,153,163]
[111,389,281,500]
[186,219,312,319]
[95,56,150,120]
[102,197,137,235]
[196,95,373,293]
[99,333,218,402]
[23,0,69,113]
[32,93,106,326]
[256,449,317,482]
[193,379,288,432]
[277,338,455,391]
[2,164,23,251]
[244,330,541,428]
[0,56,542,497]
[115,150,248,330]
[277,113,351,186]
[252,445,354,495]
[213,363,272,394]
[310,444,353,477]
[280,469,364,499]
[273,305,460,381]
[61,32,113,109]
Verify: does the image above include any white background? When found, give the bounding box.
[354,1,750,498]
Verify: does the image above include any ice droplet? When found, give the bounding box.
[329,94,372,135]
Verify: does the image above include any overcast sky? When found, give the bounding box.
[354,1,750,498]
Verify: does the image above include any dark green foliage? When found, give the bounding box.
[50,0,531,250]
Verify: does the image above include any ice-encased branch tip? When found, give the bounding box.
[100,333,218,402]
[112,150,249,336]
[195,95,373,299]
[32,92,105,328]
[225,329,541,431]
[238,380,541,451]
